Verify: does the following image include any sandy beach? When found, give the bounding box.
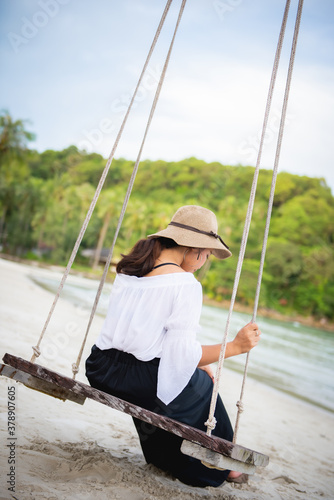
[0,257,333,500]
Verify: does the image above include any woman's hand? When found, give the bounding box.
[227,322,261,357]
[199,364,215,382]
[199,322,262,366]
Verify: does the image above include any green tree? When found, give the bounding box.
[2,130,334,321]
[0,110,35,159]
[0,111,35,249]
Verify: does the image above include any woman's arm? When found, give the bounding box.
[198,322,261,367]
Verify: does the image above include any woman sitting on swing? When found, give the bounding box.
[86,205,261,488]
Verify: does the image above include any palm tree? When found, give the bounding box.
[92,189,122,270]
[0,110,35,249]
[0,110,35,159]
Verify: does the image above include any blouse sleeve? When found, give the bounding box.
[157,281,203,405]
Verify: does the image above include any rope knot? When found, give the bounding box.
[204,417,217,431]
[236,400,244,413]
[72,363,79,376]
[32,345,41,358]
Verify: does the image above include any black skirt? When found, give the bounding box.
[85,345,233,488]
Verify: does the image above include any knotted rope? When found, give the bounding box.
[205,0,304,439]
[233,0,304,443]
[30,0,175,363]
[72,0,188,378]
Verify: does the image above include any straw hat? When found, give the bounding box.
[147,205,232,260]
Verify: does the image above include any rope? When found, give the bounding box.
[72,0,188,378]
[233,0,304,443]
[205,0,292,435]
[30,0,174,363]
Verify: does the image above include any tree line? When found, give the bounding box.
[1,111,334,321]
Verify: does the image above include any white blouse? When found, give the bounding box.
[95,272,203,405]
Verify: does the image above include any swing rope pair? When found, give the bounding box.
[29,0,304,447]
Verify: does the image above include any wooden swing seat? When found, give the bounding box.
[1,353,269,473]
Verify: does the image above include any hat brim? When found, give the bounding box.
[147,226,232,260]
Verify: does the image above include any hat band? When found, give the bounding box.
[168,221,229,249]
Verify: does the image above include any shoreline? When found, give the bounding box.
[1,253,333,333]
[1,258,334,499]
[203,297,334,333]
[6,257,333,415]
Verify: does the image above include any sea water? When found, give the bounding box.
[31,272,334,413]
[200,305,334,413]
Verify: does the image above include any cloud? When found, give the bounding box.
[1,0,333,193]
[81,53,333,193]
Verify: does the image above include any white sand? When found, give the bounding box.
[0,258,333,500]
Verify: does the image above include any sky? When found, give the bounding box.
[1,0,334,193]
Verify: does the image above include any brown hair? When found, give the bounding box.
[116,237,178,277]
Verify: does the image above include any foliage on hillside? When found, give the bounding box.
[1,115,333,321]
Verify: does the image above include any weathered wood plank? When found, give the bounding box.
[181,441,257,474]
[1,353,269,467]
[0,364,86,405]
